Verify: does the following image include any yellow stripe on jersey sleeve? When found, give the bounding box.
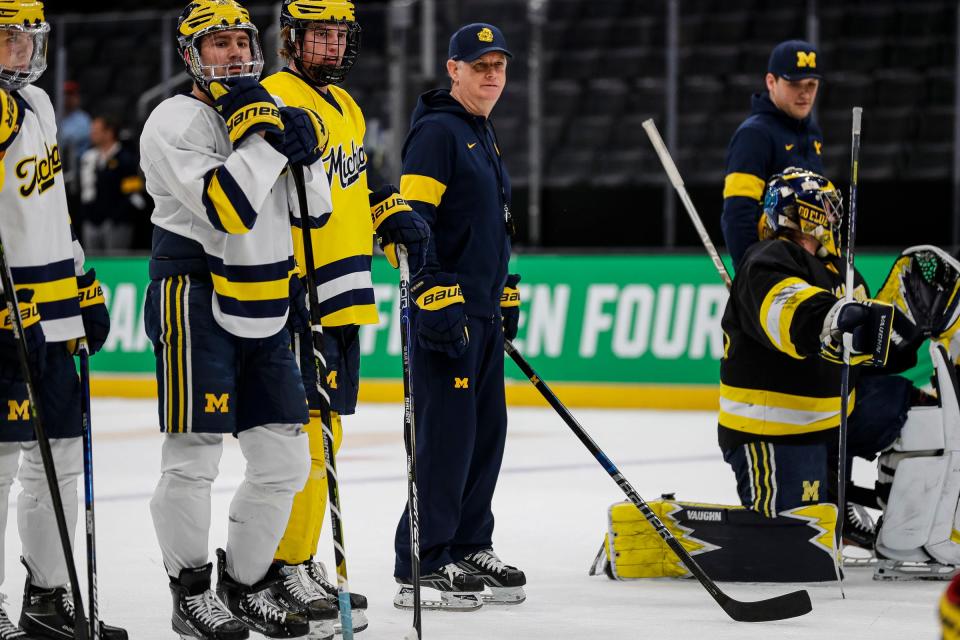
[401,174,447,207]
[723,172,766,200]
[18,277,80,305]
[758,277,828,359]
[322,304,379,327]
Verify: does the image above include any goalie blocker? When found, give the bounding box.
[590,498,838,583]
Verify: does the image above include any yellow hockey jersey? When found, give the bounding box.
[262,69,377,327]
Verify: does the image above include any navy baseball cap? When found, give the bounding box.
[448,23,512,62]
[768,40,822,80]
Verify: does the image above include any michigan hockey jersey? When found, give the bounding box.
[261,69,377,327]
[0,85,84,343]
[140,92,332,339]
[718,238,868,448]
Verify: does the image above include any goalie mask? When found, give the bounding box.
[280,0,361,86]
[177,0,264,93]
[762,168,842,258]
[0,0,49,90]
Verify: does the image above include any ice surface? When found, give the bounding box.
[4,399,941,639]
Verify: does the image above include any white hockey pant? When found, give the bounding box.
[0,437,82,590]
[877,344,960,564]
[150,424,309,585]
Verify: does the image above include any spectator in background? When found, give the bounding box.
[58,80,91,215]
[721,40,825,268]
[79,115,145,252]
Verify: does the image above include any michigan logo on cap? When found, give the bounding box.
[796,51,817,68]
[477,27,494,43]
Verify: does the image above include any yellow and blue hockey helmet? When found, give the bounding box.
[177,0,264,91]
[280,0,361,86]
[0,0,49,90]
[762,167,843,258]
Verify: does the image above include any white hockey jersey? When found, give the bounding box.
[140,93,332,339]
[0,85,85,343]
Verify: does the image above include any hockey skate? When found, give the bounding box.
[18,560,128,640]
[843,503,878,550]
[169,564,249,640]
[394,563,484,612]
[457,549,526,605]
[275,563,336,640]
[303,559,368,634]
[0,594,34,640]
[215,549,310,639]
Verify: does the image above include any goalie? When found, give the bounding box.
[597,169,960,582]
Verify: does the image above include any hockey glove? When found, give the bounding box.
[208,78,283,148]
[0,87,22,154]
[412,272,469,358]
[370,185,430,273]
[0,289,45,382]
[501,273,521,341]
[278,106,328,167]
[820,299,894,367]
[73,269,110,356]
[288,274,311,334]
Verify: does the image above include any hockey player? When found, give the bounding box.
[0,2,127,638]
[719,168,924,537]
[261,1,429,630]
[722,40,825,267]
[392,22,526,611]
[141,2,337,638]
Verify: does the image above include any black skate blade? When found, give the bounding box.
[719,589,812,622]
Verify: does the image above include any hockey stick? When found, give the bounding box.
[291,165,354,639]
[642,118,732,289]
[77,341,100,640]
[836,107,863,582]
[0,231,89,640]
[504,340,812,622]
[398,248,422,640]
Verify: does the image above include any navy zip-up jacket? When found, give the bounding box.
[722,92,824,267]
[399,89,512,319]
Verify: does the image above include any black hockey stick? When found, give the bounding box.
[504,340,812,622]
[0,231,89,640]
[398,248,422,640]
[77,341,100,640]
[291,165,355,638]
[837,107,863,571]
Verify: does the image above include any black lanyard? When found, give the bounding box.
[473,117,515,239]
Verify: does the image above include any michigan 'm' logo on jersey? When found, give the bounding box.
[14,142,61,197]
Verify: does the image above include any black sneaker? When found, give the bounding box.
[215,549,309,639]
[170,564,249,640]
[457,549,526,588]
[18,559,128,640]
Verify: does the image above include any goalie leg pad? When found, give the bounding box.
[600,498,838,582]
[877,344,960,566]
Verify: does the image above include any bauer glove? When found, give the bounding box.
[0,289,45,382]
[71,269,110,356]
[288,274,311,334]
[370,185,430,273]
[412,272,469,358]
[820,299,894,367]
[208,78,283,148]
[278,106,328,167]
[501,273,521,341]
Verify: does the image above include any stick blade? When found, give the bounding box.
[720,589,812,622]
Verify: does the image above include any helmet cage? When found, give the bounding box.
[284,17,360,86]
[177,3,264,92]
[0,22,49,90]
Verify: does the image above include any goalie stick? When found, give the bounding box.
[504,340,813,622]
